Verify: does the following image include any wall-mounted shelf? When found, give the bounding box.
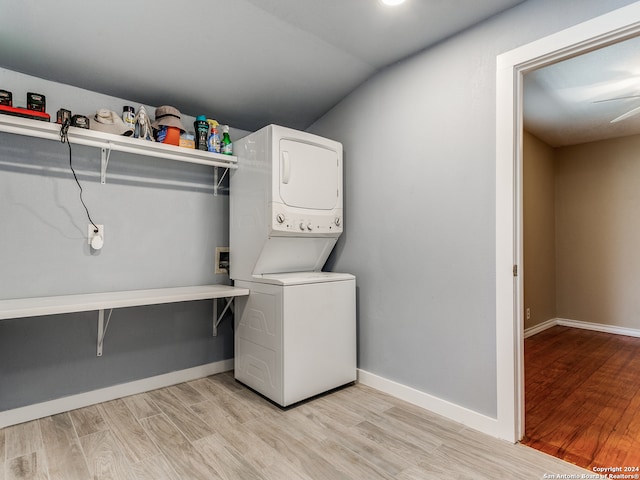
[0,285,250,356]
[0,113,238,194]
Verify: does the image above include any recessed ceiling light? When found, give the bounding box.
[380,0,406,6]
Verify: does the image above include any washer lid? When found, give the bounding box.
[255,271,355,286]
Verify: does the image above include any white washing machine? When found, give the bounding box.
[230,125,356,406]
[234,272,355,406]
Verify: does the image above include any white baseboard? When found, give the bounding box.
[524,318,557,338]
[524,317,640,338]
[0,359,234,429]
[357,369,500,438]
[557,317,640,338]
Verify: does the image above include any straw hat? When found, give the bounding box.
[90,109,133,136]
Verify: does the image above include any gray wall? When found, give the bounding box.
[0,71,243,411]
[2,0,638,419]
[310,0,638,417]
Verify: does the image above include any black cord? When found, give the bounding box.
[60,120,99,233]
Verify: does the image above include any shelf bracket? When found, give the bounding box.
[97,308,114,356]
[101,144,112,184]
[212,297,234,336]
[213,166,229,196]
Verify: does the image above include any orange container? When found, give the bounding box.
[163,126,181,146]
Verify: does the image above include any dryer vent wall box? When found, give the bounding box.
[229,125,356,407]
[215,247,229,274]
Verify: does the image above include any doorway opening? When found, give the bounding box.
[495,2,640,445]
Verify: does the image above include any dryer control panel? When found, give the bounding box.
[272,211,342,235]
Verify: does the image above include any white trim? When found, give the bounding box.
[0,359,233,428]
[525,317,640,338]
[496,2,640,444]
[557,318,640,338]
[357,369,500,438]
[523,318,557,338]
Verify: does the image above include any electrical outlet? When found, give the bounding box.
[88,224,104,250]
[215,247,229,274]
[526,307,531,320]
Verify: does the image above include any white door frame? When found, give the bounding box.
[495,2,640,443]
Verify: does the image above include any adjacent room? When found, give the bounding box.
[521,35,640,468]
[1,1,640,478]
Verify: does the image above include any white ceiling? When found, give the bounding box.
[524,34,640,147]
[0,0,525,132]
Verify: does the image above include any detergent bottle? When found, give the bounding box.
[194,115,209,150]
[207,119,221,153]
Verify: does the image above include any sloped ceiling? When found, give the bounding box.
[0,0,525,131]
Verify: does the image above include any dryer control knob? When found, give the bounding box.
[335,217,341,226]
[299,222,305,231]
[307,223,313,231]
[276,214,285,224]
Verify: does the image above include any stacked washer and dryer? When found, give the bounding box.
[229,125,356,407]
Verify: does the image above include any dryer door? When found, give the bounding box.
[279,139,339,210]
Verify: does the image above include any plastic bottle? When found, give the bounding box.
[194,115,209,150]
[122,106,135,131]
[207,120,221,153]
[156,125,167,143]
[221,125,233,155]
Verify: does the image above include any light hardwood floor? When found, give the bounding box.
[2,371,588,480]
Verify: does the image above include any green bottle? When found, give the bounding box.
[221,125,233,155]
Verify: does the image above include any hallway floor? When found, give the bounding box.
[522,325,640,470]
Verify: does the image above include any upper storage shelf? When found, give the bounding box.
[0,113,238,182]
